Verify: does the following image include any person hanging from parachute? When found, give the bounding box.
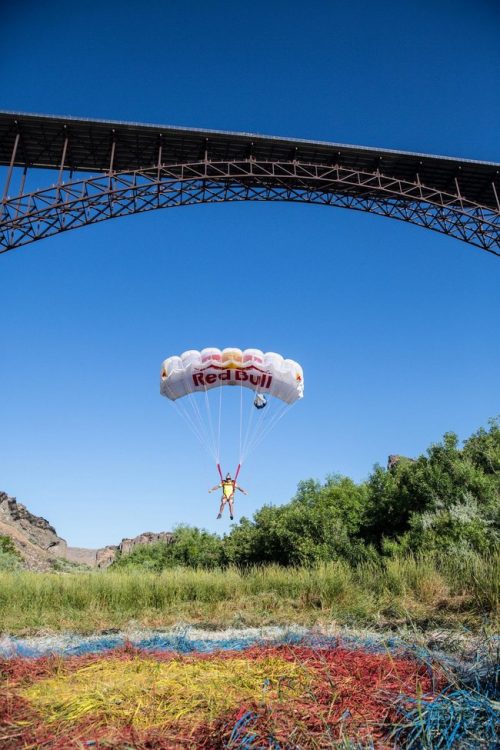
[160,347,304,519]
[208,472,248,520]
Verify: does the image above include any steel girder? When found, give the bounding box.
[1,160,499,255]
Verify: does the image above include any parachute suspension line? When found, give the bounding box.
[239,384,244,465]
[242,399,292,461]
[241,387,268,463]
[203,384,218,464]
[217,385,223,465]
[187,391,206,445]
[244,412,268,461]
[240,387,262,461]
[176,393,207,448]
[240,393,263,462]
[171,399,209,456]
[240,391,269,463]
[247,401,291,456]
[186,389,203,433]
[170,401,197,443]
[185,390,217,462]
[242,404,277,460]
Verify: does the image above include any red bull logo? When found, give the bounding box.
[192,369,272,389]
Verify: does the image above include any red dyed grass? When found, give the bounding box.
[0,643,441,749]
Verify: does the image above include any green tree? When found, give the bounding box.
[225,475,370,566]
[361,421,500,554]
[112,525,225,570]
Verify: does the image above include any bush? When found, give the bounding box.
[0,535,18,556]
[112,525,225,571]
[0,536,22,571]
[360,419,499,556]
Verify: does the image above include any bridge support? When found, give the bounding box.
[1,160,499,255]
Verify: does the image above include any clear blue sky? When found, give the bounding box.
[1,0,499,548]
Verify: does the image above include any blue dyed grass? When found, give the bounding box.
[393,689,498,749]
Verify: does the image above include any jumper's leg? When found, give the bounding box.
[217,496,225,519]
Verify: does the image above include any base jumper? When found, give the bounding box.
[209,473,248,520]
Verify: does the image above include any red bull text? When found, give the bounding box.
[192,369,272,388]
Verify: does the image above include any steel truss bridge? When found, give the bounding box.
[1,111,499,256]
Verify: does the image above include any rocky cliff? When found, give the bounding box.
[0,491,174,570]
[0,491,67,571]
[65,532,175,569]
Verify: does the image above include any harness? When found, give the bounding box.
[222,480,235,499]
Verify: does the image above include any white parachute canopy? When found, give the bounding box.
[161,348,303,404]
[160,348,304,470]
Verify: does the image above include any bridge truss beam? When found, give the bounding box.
[1,160,499,255]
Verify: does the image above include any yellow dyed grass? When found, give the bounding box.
[21,655,309,730]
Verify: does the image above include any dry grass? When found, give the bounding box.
[0,552,497,634]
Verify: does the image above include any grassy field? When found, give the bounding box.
[0,552,497,634]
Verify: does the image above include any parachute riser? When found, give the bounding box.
[217,462,241,483]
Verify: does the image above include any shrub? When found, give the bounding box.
[0,535,22,571]
[112,525,225,571]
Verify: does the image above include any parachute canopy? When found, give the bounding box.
[160,347,304,471]
[160,348,304,404]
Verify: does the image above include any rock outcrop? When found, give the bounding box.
[0,490,174,570]
[118,531,175,557]
[387,454,416,471]
[65,532,175,568]
[0,491,67,571]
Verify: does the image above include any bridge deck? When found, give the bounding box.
[1,111,499,209]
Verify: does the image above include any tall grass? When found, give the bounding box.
[0,552,497,634]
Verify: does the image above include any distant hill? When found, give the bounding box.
[0,491,173,571]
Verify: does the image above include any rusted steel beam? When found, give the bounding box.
[2,131,20,202]
[1,160,498,256]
